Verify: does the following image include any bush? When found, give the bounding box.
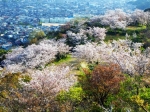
[29,30,46,44]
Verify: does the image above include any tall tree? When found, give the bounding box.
[80,63,124,107]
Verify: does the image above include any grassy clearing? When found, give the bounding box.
[126,25,146,31]
[105,35,125,42]
[53,54,73,65]
[46,54,74,67]
[46,54,82,80]
[47,54,81,68]
[105,26,147,42]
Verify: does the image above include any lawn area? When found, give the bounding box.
[105,25,147,42]
[46,54,78,67]
[53,54,73,65]
[105,35,125,42]
[126,25,146,31]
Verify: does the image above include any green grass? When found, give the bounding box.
[105,25,147,42]
[53,54,73,65]
[126,26,146,31]
[46,54,75,67]
[105,35,125,42]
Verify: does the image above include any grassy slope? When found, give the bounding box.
[105,26,147,42]
[47,54,81,77]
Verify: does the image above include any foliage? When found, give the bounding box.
[0,49,7,57]
[0,72,26,111]
[29,30,46,44]
[0,49,8,63]
[0,64,77,112]
[58,87,83,103]
[110,74,150,112]
[79,63,124,107]
[57,63,124,111]
[57,86,85,111]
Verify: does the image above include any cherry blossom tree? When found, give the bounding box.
[85,27,107,40]
[66,27,107,46]
[73,39,150,75]
[20,65,77,111]
[2,39,70,73]
[90,9,149,29]
[99,9,130,29]
[125,33,130,40]
[66,29,87,46]
[130,9,149,26]
[24,65,76,93]
[132,32,137,38]
[0,64,77,111]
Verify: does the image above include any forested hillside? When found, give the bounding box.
[1,9,150,111]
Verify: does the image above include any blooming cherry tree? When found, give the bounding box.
[67,27,107,46]
[18,65,77,111]
[23,65,76,93]
[99,9,129,29]
[90,9,150,29]
[86,27,107,40]
[2,39,70,73]
[130,9,149,26]
[74,39,150,75]
[67,30,88,45]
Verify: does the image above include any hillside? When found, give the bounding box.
[1,9,150,111]
[129,0,150,9]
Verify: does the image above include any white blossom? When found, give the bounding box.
[132,32,137,38]
[23,65,77,93]
[74,39,149,75]
[99,9,129,29]
[2,39,70,72]
[67,27,106,45]
[130,9,149,25]
[66,30,88,45]
[125,33,130,40]
[86,27,107,40]
[90,9,149,29]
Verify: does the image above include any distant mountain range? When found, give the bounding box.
[129,0,150,10]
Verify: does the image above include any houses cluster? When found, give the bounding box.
[0,15,55,50]
[0,0,135,50]
[0,0,135,20]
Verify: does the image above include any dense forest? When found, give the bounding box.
[1,0,150,111]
